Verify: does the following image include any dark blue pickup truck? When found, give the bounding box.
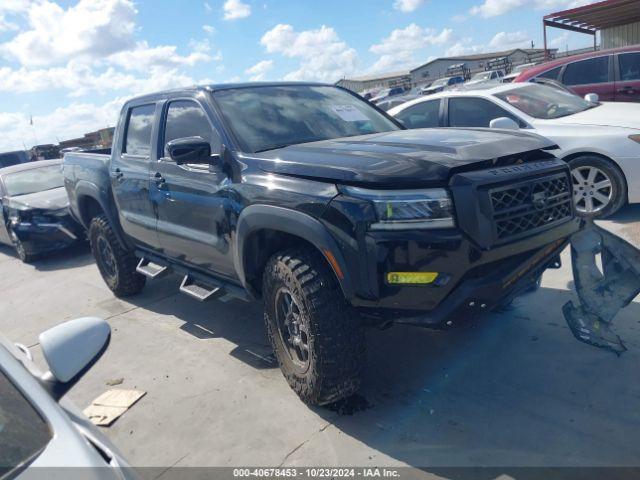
[63,82,639,405]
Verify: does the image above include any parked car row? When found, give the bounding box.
[389,82,640,217]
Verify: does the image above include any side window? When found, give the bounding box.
[124,104,155,157]
[396,100,440,129]
[449,97,522,128]
[619,52,640,81]
[0,370,52,477]
[163,100,221,156]
[562,56,610,86]
[536,66,562,80]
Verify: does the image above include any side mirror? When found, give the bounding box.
[489,117,520,130]
[166,136,213,165]
[39,317,110,400]
[584,93,599,103]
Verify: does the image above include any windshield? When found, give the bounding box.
[3,165,64,197]
[472,72,492,81]
[494,84,595,119]
[212,86,400,153]
[431,78,448,87]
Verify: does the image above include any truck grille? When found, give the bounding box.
[489,173,572,242]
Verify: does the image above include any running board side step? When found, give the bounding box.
[136,258,170,279]
[179,275,223,302]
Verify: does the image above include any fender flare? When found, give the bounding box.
[234,204,355,300]
[74,182,130,249]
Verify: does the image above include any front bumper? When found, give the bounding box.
[349,218,579,325]
[12,217,83,255]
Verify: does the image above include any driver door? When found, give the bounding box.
[152,99,237,280]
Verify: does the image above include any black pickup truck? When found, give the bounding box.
[63,82,637,405]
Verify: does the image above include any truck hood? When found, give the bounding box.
[5,187,69,211]
[244,128,557,187]
[551,102,640,131]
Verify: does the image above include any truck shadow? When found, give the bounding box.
[124,273,640,469]
[307,286,640,469]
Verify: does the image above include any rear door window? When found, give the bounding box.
[536,66,562,80]
[448,97,523,128]
[562,56,610,86]
[124,104,155,157]
[395,100,441,128]
[619,52,640,81]
[0,369,51,478]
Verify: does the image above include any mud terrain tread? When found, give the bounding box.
[263,246,365,405]
[89,214,145,297]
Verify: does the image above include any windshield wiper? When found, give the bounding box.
[254,143,296,153]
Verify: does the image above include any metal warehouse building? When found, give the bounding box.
[337,48,552,93]
[543,0,640,51]
[336,70,412,93]
[408,49,550,86]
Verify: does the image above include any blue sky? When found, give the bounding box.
[0,0,597,151]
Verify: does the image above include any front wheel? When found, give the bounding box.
[263,246,365,405]
[570,156,627,218]
[10,230,32,263]
[89,214,145,297]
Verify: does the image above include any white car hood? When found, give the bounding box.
[552,102,640,131]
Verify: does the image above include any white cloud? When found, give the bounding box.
[488,31,530,49]
[204,1,213,13]
[470,0,595,18]
[0,98,124,152]
[368,24,453,73]
[0,0,137,67]
[260,24,358,82]
[393,0,425,13]
[245,60,274,81]
[223,0,251,20]
[203,24,216,34]
[107,41,214,72]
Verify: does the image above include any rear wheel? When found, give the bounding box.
[89,215,145,297]
[263,246,365,405]
[570,156,626,218]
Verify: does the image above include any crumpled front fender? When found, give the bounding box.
[563,221,640,355]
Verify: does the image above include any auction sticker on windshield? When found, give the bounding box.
[332,105,369,122]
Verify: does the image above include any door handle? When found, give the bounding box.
[154,172,165,185]
[617,86,636,93]
[114,168,124,180]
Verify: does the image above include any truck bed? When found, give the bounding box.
[63,150,112,226]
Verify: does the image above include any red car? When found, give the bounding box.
[514,45,640,102]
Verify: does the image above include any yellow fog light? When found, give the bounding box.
[386,272,438,285]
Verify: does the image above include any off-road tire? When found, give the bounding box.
[10,230,33,263]
[263,246,365,405]
[89,214,145,297]
[569,155,627,218]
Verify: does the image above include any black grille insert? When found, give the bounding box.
[489,173,572,242]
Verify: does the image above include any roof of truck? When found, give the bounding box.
[125,82,334,104]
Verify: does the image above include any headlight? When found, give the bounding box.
[342,186,455,230]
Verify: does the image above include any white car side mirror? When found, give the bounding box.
[39,317,110,399]
[584,93,599,103]
[489,117,520,130]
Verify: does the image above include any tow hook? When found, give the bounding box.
[563,221,640,355]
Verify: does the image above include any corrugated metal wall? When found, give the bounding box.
[602,22,640,49]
